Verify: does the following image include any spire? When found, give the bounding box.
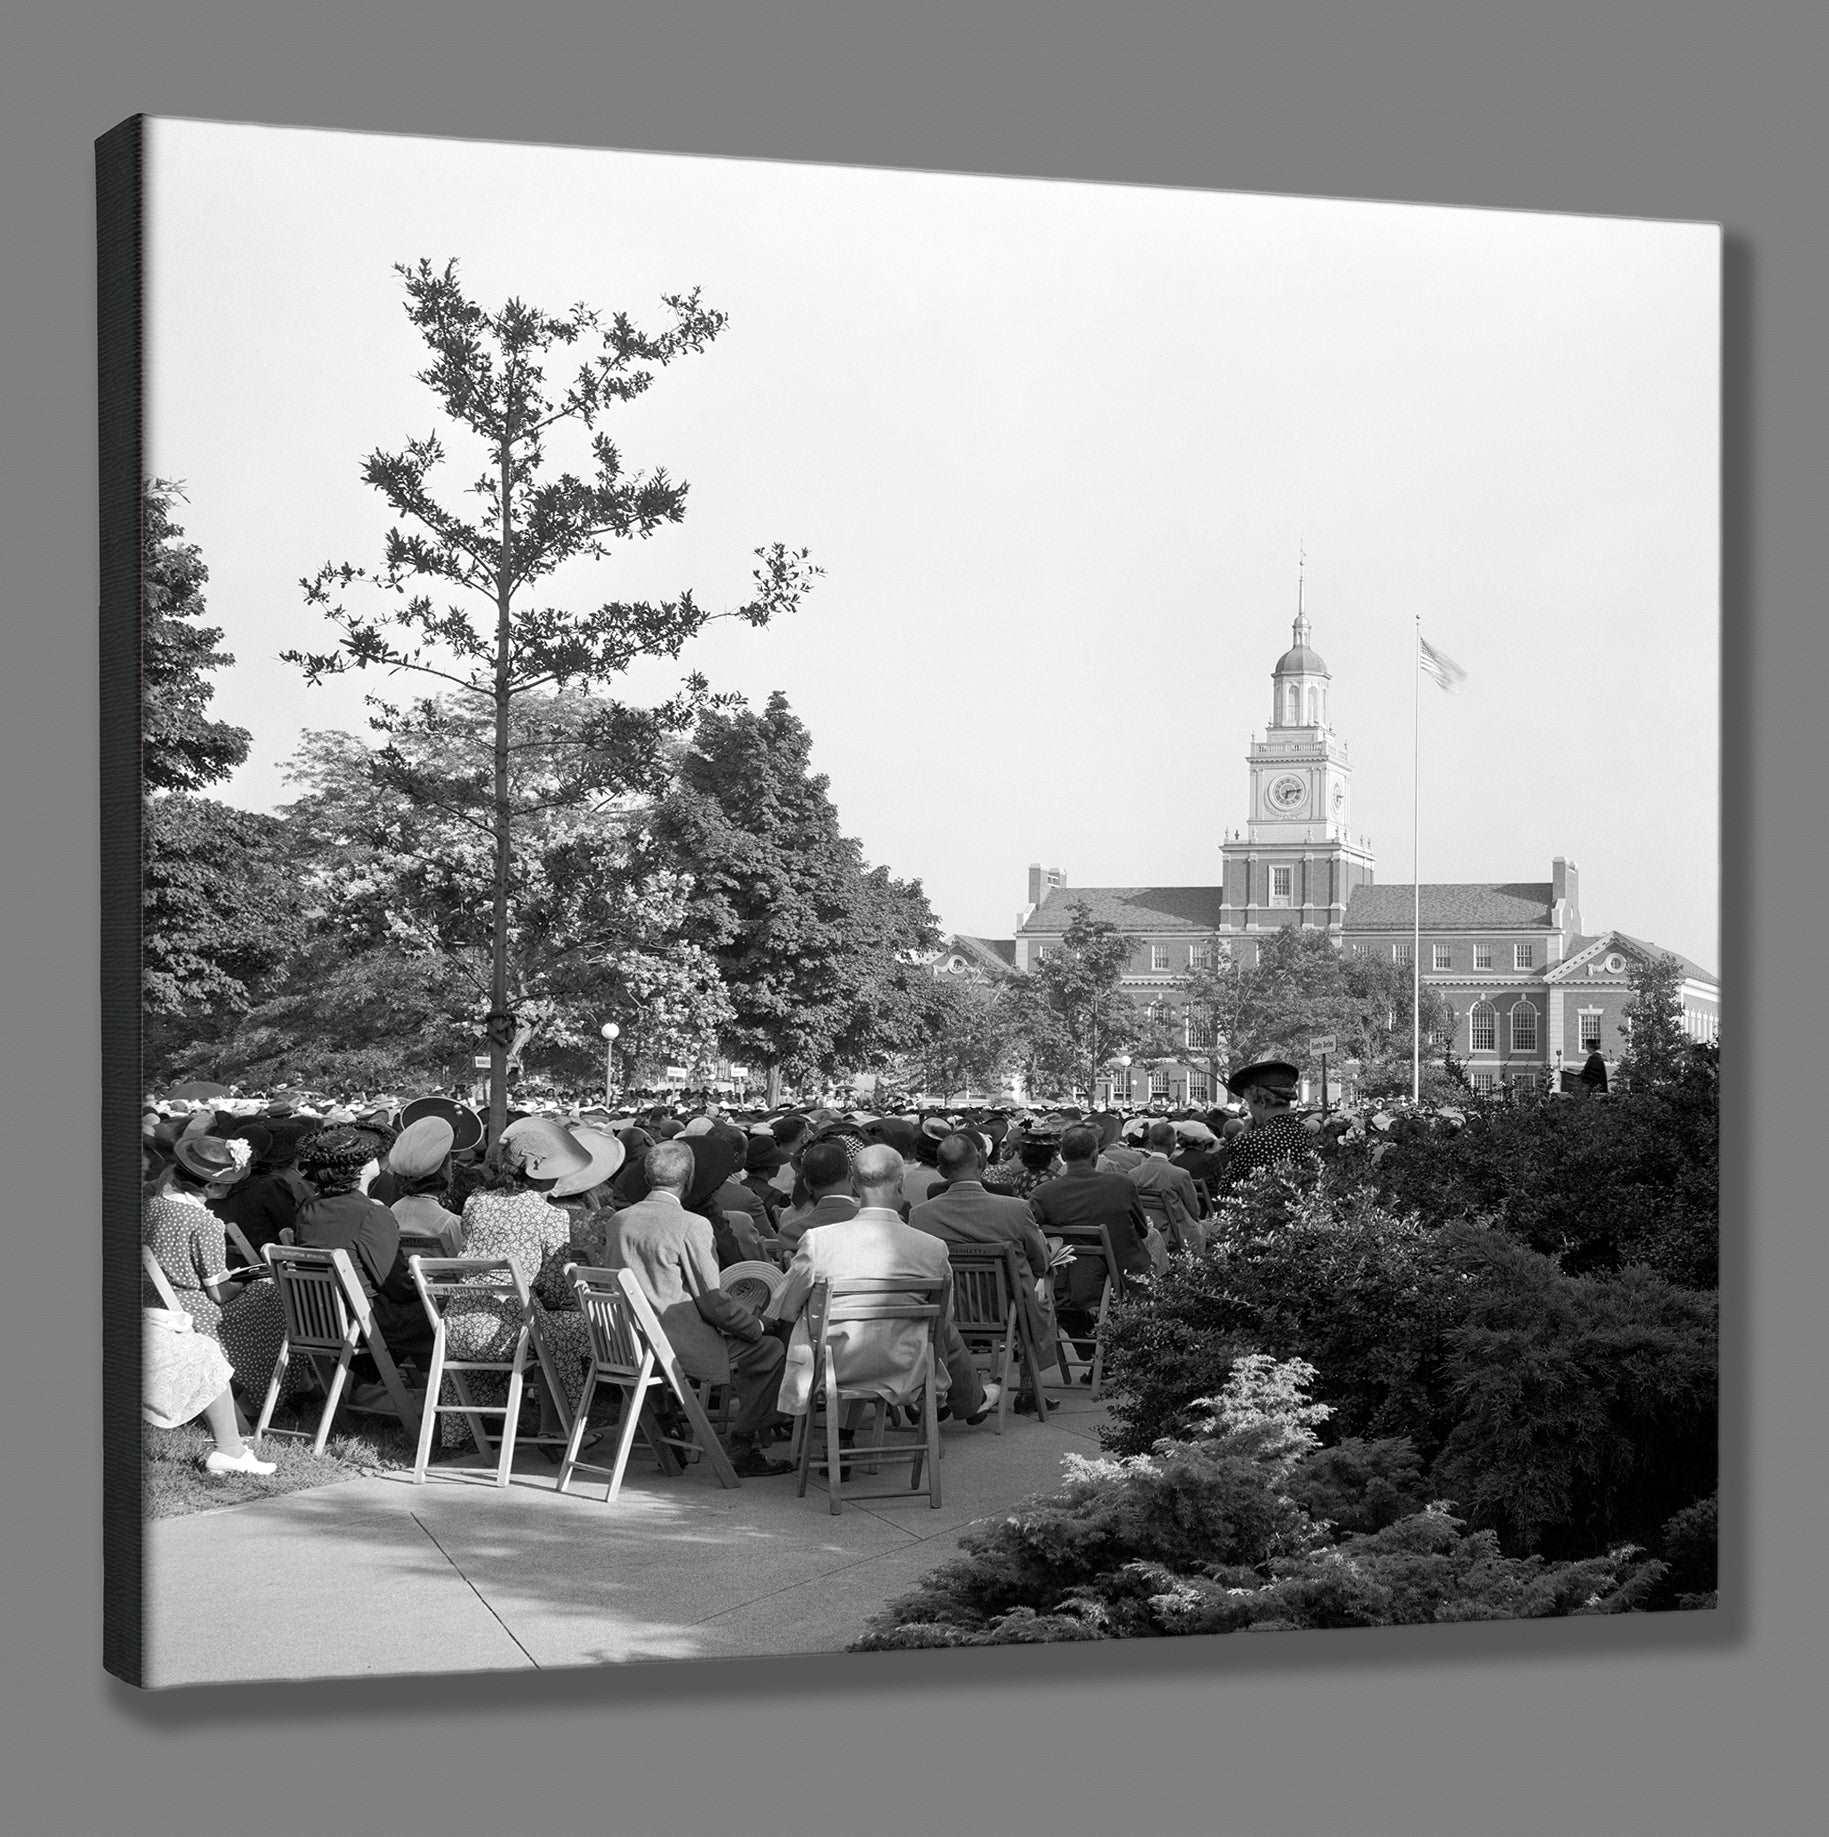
[1293,540,1312,648]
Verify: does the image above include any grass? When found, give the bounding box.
[142,1405,419,1521]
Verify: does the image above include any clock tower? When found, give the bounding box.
[1218,589,1375,934]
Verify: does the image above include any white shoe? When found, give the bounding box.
[965,1381,1003,1426]
[205,1446,277,1477]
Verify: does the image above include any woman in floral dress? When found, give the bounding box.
[142,1128,294,1407]
[437,1118,599,1452]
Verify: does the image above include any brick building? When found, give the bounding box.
[998,597,1718,1103]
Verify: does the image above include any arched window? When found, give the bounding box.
[1469,1001,1497,1053]
[1510,1000,1539,1053]
[1284,684,1299,724]
[1306,686,1319,724]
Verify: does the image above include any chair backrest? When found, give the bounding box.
[945,1244,1019,1336]
[262,1244,371,1353]
[1047,1221,1122,1283]
[140,1243,183,1312]
[565,1262,669,1380]
[221,1217,263,1270]
[806,1275,946,1393]
[396,1227,455,1262]
[407,1254,530,1323]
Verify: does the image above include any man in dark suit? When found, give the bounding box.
[1128,1119,1207,1252]
[909,1132,1058,1405]
[774,1138,862,1247]
[1030,1123,1153,1366]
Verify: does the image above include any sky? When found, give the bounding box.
[145,119,1720,973]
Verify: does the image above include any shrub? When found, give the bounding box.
[851,1358,1664,1649]
[1101,1169,1466,1458]
[1364,1073,1718,1288]
[1429,1229,1717,1559]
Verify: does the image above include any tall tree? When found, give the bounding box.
[1178,926,1451,1094]
[284,259,818,1138]
[1617,951,1692,1091]
[224,698,734,1092]
[140,480,307,1032]
[654,692,941,1100]
[1015,900,1145,1101]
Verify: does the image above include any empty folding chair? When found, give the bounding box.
[557,1264,741,1501]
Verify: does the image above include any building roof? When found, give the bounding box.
[1274,642,1329,676]
[1344,883,1555,930]
[1023,885,1229,935]
[948,933,1017,975]
[1563,930,1718,989]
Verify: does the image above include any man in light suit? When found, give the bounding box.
[909,1132,1059,1407]
[608,1140,791,1476]
[766,1144,999,1425]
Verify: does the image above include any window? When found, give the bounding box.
[1470,1070,1498,1094]
[1188,943,1209,970]
[1185,1012,1212,1049]
[1269,866,1293,908]
[1474,942,1493,970]
[1393,941,1412,965]
[1284,685,1298,724]
[1150,944,1169,971]
[1469,1001,1497,1053]
[1306,687,1319,724]
[1510,1000,1539,1053]
[1578,1010,1602,1052]
[1033,944,1048,962]
[1189,1072,1210,1105]
[1432,943,1452,971]
[1515,943,1535,969]
[1113,1070,1134,1101]
[1149,1069,1170,1100]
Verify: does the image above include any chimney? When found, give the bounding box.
[1027,863,1064,909]
[1552,856,1581,937]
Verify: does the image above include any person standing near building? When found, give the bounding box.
[1578,1047,1609,1094]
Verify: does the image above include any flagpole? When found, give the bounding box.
[1412,614,1422,1103]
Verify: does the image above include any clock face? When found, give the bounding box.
[1331,784,1346,814]
[1268,773,1306,813]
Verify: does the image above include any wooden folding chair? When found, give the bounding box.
[221,1217,268,1273]
[407,1255,575,1488]
[794,1276,945,1516]
[555,1264,741,1501]
[141,1243,184,1312]
[1049,1222,1121,1400]
[945,1243,1048,1432]
[252,1245,422,1453]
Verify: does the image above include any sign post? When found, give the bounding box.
[1309,1036,1336,1118]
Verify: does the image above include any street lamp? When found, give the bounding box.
[1111,1053,1132,1107]
[600,1021,621,1108]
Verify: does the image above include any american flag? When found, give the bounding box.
[1418,634,1467,692]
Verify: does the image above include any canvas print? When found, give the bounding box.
[106,117,1720,1687]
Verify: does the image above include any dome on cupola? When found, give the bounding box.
[1275,609,1329,677]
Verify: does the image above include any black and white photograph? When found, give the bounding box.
[116,116,1719,1690]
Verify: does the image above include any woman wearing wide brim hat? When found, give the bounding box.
[434,1117,601,1457]
[546,1126,627,1267]
[143,1118,297,1410]
[1219,1060,1314,1186]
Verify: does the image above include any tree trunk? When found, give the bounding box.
[487,417,514,1148]
[765,1061,782,1108]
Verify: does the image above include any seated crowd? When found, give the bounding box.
[140,1060,1311,1482]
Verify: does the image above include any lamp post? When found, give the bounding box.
[1111,1053,1131,1108]
[600,1021,621,1108]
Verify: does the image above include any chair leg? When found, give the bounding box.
[315,1350,354,1455]
[924,1358,943,1509]
[554,1366,599,1495]
[601,1380,652,1502]
[412,1331,445,1484]
[496,1351,524,1489]
[1089,1281,1111,1401]
[824,1367,846,1516]
[252,1343,287,1446]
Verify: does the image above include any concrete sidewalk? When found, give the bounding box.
[144,1387,1112,1687]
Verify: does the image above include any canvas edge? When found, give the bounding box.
[97,111,147,1689]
